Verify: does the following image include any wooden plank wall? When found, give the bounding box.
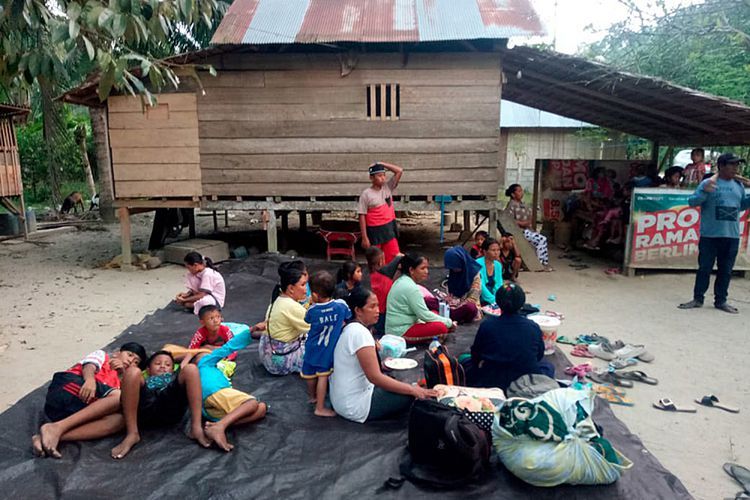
[108,94,202,198]
[197,52,501,197]
[0,118,22,197]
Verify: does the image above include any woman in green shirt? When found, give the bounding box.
[385,254,456,344]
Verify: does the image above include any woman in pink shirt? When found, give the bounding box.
[175,252,226,315]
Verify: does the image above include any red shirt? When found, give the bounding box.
[189,325,236,361]
[64,351,121,395]
[371,271,394,314]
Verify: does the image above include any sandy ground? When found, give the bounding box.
[0,211,748,499]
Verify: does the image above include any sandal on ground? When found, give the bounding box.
[569,263,590,270]
[593,384,634,406]
[571,345,594,358]
[618,370,658,385]
[678,299,703,309]
[556,335,578,345]
[696,394,740,413]
[609,357,638,370]
[588,342,617,361]
[637,349,655,362]
[577,333,609,345]
[614,344,646,360]
[715,303,739,314]
[564,363,593,378]
[723,463,750,493]
[653,398,696,412]
[587,369,634,388]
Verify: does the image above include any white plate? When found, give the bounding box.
[384,358,418,370]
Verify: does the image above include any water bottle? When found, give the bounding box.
[428,336,441,353]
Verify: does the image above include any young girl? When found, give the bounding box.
[175,252,226,315]
[499,235,522,282]
[334,260,363,299]
[469,230,488,259]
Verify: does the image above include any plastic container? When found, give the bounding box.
[529,315,561,355]
[380,334,407,359]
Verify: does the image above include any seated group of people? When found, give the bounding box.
[32,244,552,459]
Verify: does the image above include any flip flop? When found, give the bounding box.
[557,335,578,345]
[569,263,590,270]
[614,344,647,359]
[609,357,638,370]
[587,370,634,388]
[564,363,593,378]
[571,345,594,358]
[723,463,750,493]
[577,334,610,345]
[653,398,696,413]
[618,370,658,385]
[696,394,740,413]
[593,384,634,406]
[589,342,617,361]
[637,350,655,362]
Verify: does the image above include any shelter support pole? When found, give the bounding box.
[187,209,196,238]
[212,211,218,232]
[651,141,660,165]
[118,207,133,270]
[299,211,307,232]
[224,210,229,228]
[463,211,471,233]
[281,212,289,233]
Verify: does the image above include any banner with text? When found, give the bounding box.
[628,188,750,270]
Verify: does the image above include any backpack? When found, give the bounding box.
[400,399,490,489]
[423,345,465,389]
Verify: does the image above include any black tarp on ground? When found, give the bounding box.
[0,255,692,499]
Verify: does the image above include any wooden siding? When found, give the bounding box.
[108,94,202,198]
[0,118,22,198]
[197,52,501,197]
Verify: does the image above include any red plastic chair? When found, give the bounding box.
[318,230,359,261]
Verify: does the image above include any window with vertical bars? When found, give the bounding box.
[366,84,400,120]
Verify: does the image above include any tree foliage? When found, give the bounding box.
[585,0,750,105]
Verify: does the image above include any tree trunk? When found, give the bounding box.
[38,77,63,210]
[90,106,115,222]
[76,124,97,199]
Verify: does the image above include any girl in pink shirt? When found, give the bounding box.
[175,252,226,315]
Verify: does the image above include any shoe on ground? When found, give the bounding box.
[715,303,739,314]
[678,300,703,309]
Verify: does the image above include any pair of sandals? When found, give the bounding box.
[588,369,658,387]
[653,394,740,413]
[725,463,750,499]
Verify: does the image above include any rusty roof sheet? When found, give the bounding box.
[211,0,545,45]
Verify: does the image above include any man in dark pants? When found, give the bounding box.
[679,153,750,314]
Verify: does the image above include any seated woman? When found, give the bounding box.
[582,167,614,212]
[462,283,554,392]
[504,184,551,271]
[257,261,310,375]
[475,238,503,306]
[385,253,456,344]
[422,246,480,323]
[329,287,437,423]
[499,235,522,282]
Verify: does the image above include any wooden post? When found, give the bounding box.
[266,197,278,253]
[531,161,541,228]
[118,207,133,270]
[488,208,498,239]
[187,209,196,238]
[651,140,660,165]
[224,210,229,228]
[463,210,471,233]
[299,210,307,232]
[281,211,289,233]
[212,210,218,232]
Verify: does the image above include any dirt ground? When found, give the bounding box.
[0,211,747,500]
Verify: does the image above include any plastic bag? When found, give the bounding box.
[492,386,632,487]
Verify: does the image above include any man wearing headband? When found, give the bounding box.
[358,161,403,263]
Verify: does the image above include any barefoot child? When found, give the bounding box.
[32,342,146,458]
[111,350,210,459]
[188,305,237,361]
[469,230,488,259]
[334,260,363,299]
[198,328,267,451]
[302,271,352,417]
[175,252,226,315]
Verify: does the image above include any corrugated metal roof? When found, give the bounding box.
[0,103,31,118]
[500,100,594,128]
[211,0,544,45]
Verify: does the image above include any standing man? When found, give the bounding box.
[358,162,403,264]
[679,153,750,314]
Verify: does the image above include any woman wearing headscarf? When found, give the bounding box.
[424,246,481,324]
[462,283,555,391]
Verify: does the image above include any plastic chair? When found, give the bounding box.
[318,230,359,261]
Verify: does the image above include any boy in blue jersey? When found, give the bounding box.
[301,270,352,417]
